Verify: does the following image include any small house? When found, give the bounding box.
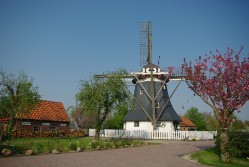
[15,100,70,133]
[179,116,196,131]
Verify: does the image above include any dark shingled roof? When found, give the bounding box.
[142,63,159,69]
[123,81,181,122]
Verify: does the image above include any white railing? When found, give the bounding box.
[88,129,217,140]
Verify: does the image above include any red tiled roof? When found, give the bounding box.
[17,100,70,122]
[179,116,196,127]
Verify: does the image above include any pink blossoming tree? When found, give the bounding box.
[182,47,249,162]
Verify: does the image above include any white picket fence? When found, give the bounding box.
[89,129,216,140]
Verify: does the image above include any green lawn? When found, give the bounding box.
[3,137,91,145]
[191,147,249,167]
[1,137,92,154]
[1,137,144,155]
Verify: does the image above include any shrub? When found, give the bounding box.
[89,140,102,149]
[11,129,85,138]
[21,140,34,150]
[225,131,249,159]
[130,140,144,147]
[46,141,54,153]
[77,141,87,150]
[68,141,77,150]
[120,138,132,146]
[1,137,145,156]
[103,141,113,149]
[35,143,44,153]
[109,138,134,148]
[0,145,25,154]
[110,139,121,148]
[55,141,65,152]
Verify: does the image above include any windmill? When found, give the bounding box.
[95,21,187,131]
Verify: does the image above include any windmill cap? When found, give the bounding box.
[132,63,169,84]
[142,63,160,70]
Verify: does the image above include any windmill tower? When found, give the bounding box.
[94,21,186,131]
[123,21,182,131]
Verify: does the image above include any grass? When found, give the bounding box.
[1,137,92,154]
[191,147,249,167]
[1,137,145,156]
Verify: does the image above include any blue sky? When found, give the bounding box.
[1,0,249,121]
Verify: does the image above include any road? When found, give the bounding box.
[0,140,214,167]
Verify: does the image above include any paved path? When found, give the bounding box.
[0,140,214,167]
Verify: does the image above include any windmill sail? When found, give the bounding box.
[140,21,152,66]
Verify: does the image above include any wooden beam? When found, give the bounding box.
[133,74,152,102]
[156,79,182,121]
[125,87,153,122]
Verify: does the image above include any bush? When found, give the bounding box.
[55,141,65,152]
[0,145,25,154]
[1,137,145,156]
[11,129,85,138]
[89,140,103,149]
[225,131,249,159]
[21,140,34,150]
[109,138,136,148]
[35,143,44,153]
[103,141,113,149]
[68,141,77,150]
[46,141,54,153]
[77,141,87,150]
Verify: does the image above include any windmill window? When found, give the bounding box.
[134,121,139,127]
[155,101,160,108]
[140,89,144,95]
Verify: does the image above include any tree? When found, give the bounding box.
[244,120,249,127]
[76,69,130,139]
[229,115,245,132]
[103,102,129,129]
[0,69,40,137]
[66,106,84,129]
[202,112,219,131]
[185,107,206,130]
[182,47,249,162]
[70,106,96,129]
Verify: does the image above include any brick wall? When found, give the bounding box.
[15,119,70,133]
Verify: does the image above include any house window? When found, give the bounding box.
[140,89,144,95]
[42,123,50,126]
[50,126,57,133]
[60,124,67,127]
[134,121,139,127]
[155,101,160,108]
[22,122,31,126]
[33,125,41,132]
